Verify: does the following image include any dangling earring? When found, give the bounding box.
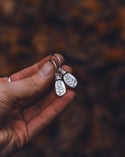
[55,69,66,97]
[59,67,77,88]
[50,58,66,97]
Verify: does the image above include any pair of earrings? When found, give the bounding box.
[50,54,78,96]
[55,67,78,96]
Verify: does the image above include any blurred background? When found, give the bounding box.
[0,0,125,157]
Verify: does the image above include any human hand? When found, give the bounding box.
[0,54,76,156]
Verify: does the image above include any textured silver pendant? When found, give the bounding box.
[55,73,66,96]
[61,69,78,88]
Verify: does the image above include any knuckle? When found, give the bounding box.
[12,126,29,149]
[0,87,15,110]
[49,105,59,117]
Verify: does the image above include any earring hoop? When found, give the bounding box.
[49,58,58,70]
[53,53,62,67]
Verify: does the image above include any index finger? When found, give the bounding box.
[0,54,64,83]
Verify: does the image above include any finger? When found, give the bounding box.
[62,65,73,73]
[10,56,51,81]
[11,53,64,81]
[0,56,50,83]
[27,90,75,141]
[3,62,54,102]
[0,53,64,83]
[12,90,75,148]
[22,89,56,122]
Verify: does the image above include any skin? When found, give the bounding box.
[0,54,76,156]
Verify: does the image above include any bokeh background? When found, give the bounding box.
[0,0,125,157]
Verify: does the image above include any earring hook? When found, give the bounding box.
[53,53,62,67]
[49,58,58,70]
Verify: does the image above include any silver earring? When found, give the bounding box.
[59,67,78,88]
[55,70,66,97]
[50,58,66,97]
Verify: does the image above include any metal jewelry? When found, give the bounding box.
[59,67,78,88]
[55,69,66,96]
[50,54,78,97]
[50,56,67,97]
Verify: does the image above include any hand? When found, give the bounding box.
[0,54,76,156]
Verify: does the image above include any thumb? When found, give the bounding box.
[1,61,55,104]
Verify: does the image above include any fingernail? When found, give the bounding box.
[40,62,53,77]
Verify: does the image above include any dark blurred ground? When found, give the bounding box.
[0,0,125,157]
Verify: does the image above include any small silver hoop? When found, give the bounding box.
[53,53,62,67]
[8,76,12,82]
[49,59,58,70]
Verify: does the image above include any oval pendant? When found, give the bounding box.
[55,80,66,96]
[63,73,78,88]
